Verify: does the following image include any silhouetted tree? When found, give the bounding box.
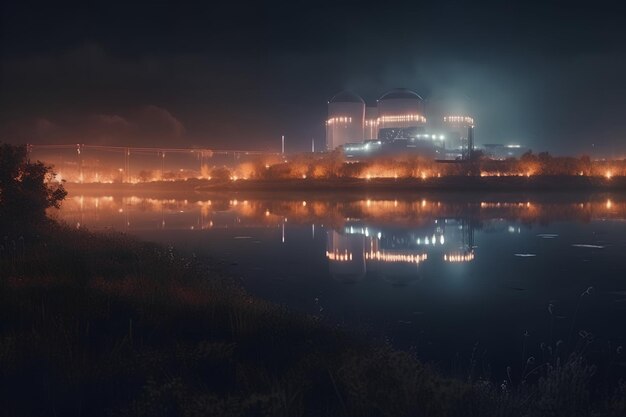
[0,143,67,225]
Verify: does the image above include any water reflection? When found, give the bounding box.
[325,216,473,285]
[57,194,626,278]
[55,192,626,373]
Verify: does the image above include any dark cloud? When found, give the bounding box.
[1,105,186,147]
[2,1,626,156]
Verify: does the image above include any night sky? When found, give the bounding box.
[2,1,626,156]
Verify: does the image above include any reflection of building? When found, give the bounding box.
[326,218,476,285]
[326,91,366,150]
[326,230,367,282]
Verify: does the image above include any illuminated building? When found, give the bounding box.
[325,88,481,160]
[326,91,365,150]
[377,89,426,141]
[442,115,474,157]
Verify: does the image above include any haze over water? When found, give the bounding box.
[56,191,626,376]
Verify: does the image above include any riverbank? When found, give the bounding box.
[65,175,626,195]
[1,221,624,416]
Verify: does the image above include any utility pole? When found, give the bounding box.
[161,151,165,180]
[126,148,130,183]
[76,144,83,183]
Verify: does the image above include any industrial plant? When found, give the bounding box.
[327,88,475,160]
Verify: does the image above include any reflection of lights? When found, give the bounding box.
[366,251,427,264]
[444,252,475,262]
[326,250,353,261]
[440,235,445,245]
[479,202,533,209]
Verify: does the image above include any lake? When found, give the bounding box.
[56,191,626,378]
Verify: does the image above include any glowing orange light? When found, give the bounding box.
[326,250,353,261]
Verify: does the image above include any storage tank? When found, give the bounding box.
[377,88,426,141]
[443,115,475,152]
[326,91,365,150]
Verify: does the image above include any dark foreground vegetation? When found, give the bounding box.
[1,143,625,416]
[2,222,625,417]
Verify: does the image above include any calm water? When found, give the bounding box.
[56,191,626,375]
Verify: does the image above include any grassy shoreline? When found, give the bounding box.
[1,221,624,416]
